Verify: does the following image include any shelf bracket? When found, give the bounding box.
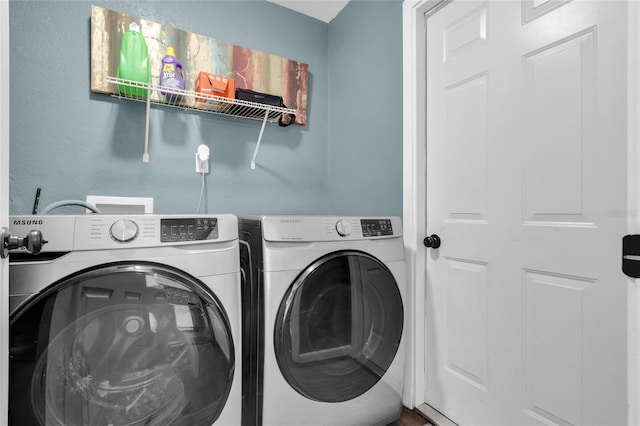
[143,88,151,163]
[251,109,271,170]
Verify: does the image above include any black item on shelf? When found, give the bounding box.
[235,88,296,127]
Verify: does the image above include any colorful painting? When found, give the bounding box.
[90,5,308,124]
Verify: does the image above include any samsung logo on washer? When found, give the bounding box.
[13,219,44,226]
[280,219,301,224]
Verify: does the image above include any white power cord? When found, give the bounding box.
[197,169,206,213]
[195,144,210,213]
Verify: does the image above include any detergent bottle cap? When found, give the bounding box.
[128,22,140,32]
[165,46,176,57]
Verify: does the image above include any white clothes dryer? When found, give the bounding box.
[8,214,241,426]
[239,215,406,426]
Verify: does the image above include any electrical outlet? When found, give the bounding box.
[195,153,209,173]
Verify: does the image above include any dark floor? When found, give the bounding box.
[391,407,432,426]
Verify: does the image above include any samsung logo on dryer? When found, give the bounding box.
[280,218,301,224]
[13,219,44,226]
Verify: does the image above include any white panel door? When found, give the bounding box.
[425,1,627,425]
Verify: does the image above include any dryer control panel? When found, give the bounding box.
[261,216,402,242]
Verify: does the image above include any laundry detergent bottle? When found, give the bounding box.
[116,22,151,98]
[159,47,185,100]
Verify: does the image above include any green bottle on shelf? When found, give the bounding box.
[116,22,151,98]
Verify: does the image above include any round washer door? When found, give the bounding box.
[274,250,403,402]
[9,262,235,426]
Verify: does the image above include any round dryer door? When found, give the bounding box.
[9,262,235,426]
[274,250,403,402]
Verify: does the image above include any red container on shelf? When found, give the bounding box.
[194,72,235,103]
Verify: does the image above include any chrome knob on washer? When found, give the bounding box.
[335,220,352,237]
[110,219,139,242]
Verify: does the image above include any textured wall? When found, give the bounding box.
[327,0,403,217]
[9,0,328,215]
[9,0,403,217]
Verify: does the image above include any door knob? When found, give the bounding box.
[1,228,47,259]
[423,234,441,249]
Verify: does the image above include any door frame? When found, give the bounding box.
[401,0,442,409]
[627,4,640,425]
[401,0,640,422]
[1,0,10,423]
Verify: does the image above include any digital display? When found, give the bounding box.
[160,218,218,242]
[361,219,393,237]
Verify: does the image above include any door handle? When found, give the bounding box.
[1,228,47,259]
[423,234,441,249]
[623,234,640,278]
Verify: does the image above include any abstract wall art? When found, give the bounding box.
[90,5,308,124]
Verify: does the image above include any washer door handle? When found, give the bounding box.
[423,234,441,249]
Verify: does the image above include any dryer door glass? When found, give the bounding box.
[274,250,403,402]
[9,262,234,426]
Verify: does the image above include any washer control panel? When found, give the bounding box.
[9,214,237,252]
[160,217,218,242]
[361,219,393,237]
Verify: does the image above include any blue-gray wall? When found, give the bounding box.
[9,0,402,217]
[328,0,403,217]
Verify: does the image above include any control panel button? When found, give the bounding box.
[110,219,139,242]
[335,220,352,237]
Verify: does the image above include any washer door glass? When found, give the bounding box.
[274,250,403,402]
[9,262,235,426]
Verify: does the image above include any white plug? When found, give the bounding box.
[196,144,210,173]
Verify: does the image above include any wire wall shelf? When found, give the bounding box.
[106,76,296,122]
[105,76,297,168]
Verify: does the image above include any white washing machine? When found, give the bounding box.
[8,214,242,426]
[239,215,406,426]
